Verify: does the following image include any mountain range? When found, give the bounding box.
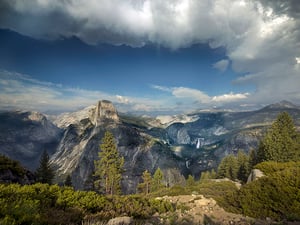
[1,100,300,193]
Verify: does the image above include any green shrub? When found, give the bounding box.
[227,163,300,221]
[255,161,300,176]
[0,155,25,177]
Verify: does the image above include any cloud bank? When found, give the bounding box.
[0,0,300,110]
[0,70,251,113]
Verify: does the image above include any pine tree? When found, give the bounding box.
[152,167,164,192]
[236,150,250,183]
[94,131,124,195]
[210,169,217,179]
[138,170,152,194]
[64,174,72,187]
[248,149,257,169]
[186,174,196,186]
[257,112,300,162]
[217,154,238,180]
[35,150,55,184]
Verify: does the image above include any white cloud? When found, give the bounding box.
[151,85,172,92]
[0,70,173,113]
[152,84,250,105]
[0,70,253,114]
[0,71,114,112]
[172,87,211,103]
[116,95,130,104]
[213,59,230,72]
[212,92,249,102]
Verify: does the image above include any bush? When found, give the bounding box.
[0,183,177,224]
[225,162,300,221]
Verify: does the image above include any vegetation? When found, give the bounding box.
[217,151,250,183]
[35,150,55,184]
[211,112,300,221]
[257,112,300,162]
[225,161,300,221]
[0,183,175,225]
[138,170,152,195]
[64,174,73,187]
[0,154,25,177]
[94,131,124,195]
[152,168,164,192]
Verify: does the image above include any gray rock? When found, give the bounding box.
[106,216,133,225]
[247,169,265,183]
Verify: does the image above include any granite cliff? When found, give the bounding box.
[51,100,185,193]
[0,111,61,170]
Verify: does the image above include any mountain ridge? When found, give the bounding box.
[1,100,300,192]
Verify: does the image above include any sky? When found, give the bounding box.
[0,0,300,115]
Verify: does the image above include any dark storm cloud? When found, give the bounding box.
[257,0,300,18]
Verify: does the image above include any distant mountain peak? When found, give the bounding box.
[53,100,119,128]
[93,100,119,126]
[264,100,299,110]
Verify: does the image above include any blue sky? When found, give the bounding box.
[0,0,300,114]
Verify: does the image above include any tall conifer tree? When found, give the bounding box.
[94,131,124,195]
[35,150,55,184]
[257,112,300,162]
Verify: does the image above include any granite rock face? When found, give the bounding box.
[0,111,61,170]
[51,100,184,193]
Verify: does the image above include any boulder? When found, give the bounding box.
[106,216,133,225]
[247,169,265,183]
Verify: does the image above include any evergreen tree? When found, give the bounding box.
[94,131,124,195]
[64,174,72,187]
[200,171,211,181]
[236,150,250,183]
[35,150,55,184]
[217,154,238,180]
[248,149,257,169]
[257,112,300,162]
[210,169,217,179]
[152,168,164,192]
[186,174,196,186]
[138,170,152,194]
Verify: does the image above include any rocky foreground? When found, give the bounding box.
[161,194,258,225]
[84,194,281,225]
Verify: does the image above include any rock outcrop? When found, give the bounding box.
[106,216,133,225]
[247,169,265,183]
[53,100,119,128]
[93,100,119,126]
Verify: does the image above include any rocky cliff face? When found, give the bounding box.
[51,100,185,193]
[0,111,61,170]
[53,100,119,129]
